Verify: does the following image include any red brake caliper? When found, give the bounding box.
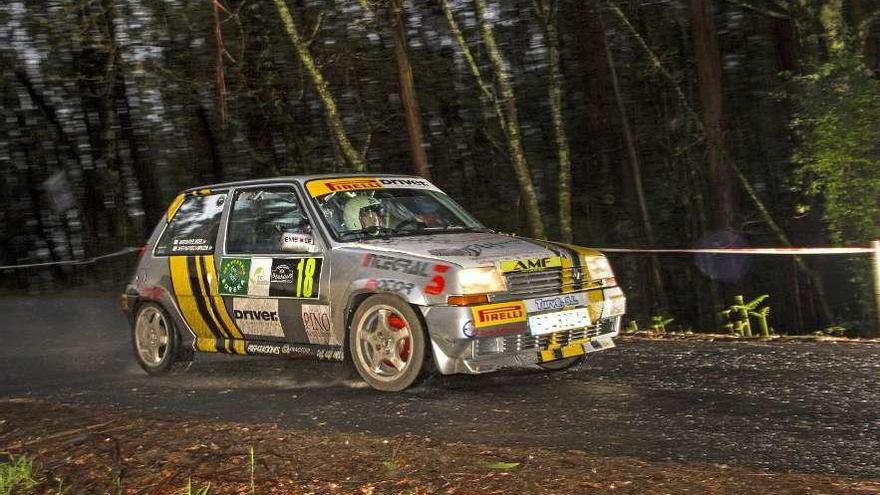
[384,314,411,367]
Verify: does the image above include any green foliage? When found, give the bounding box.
[793,56,880,245]
[0,455,39,495]
[649,315,674,334]
[175,479,211,495]
[721,294,772,337]
[815,326,848,337]
[249,446,256,495]
[484,461,520,470]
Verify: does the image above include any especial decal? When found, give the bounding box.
[362,254,449,295]
[171,238,213,254]
[500,256,562,273]
[462,320,526,338]
[244,341,344,361]
[301,304,338,345]
[269,257,322,299]
[524,293,588,313]
[428,238,524,258]
[305,176,441,197]
[471,301,527,328]
[232,298,285,338]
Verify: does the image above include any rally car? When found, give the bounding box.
[122,175,626,391]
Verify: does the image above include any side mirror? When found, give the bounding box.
[280,232,319,254]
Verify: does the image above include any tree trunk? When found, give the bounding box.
[534,0,572,243]
[389,0,431,180]
[273,0,367,172]
[473,0,545,239]
[689,0,736,231]
[212,0,229,128]
[601,16,666,311]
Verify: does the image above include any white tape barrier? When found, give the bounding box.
[597,247,874,255]
[0,245,873,271]
[0,247,141,270]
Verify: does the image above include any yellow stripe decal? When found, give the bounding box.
[194,256,232,354]
[166,194,186,222]
[203,255,244,341]
[169,256,216,352]
[588,289,605,322]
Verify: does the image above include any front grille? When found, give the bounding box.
[475,323,606,357]
[502,267,594,299]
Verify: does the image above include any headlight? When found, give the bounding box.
[457,266,507,294]
[585,256,614,280]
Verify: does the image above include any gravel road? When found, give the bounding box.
[1,295,877,477]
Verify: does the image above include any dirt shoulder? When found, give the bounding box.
[1,399,877,495]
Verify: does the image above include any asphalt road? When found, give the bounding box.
[1,295,878,477]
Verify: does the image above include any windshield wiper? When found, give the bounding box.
[423,226,490,233]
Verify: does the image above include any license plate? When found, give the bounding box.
[582,336,616,353]
[528,307,591,335]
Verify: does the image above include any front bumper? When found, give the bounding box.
[421,287,624,375]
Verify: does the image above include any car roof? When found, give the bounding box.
[182,173,425,194]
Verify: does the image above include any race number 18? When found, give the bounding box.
[296,258,317,298]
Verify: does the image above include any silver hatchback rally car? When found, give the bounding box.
[122,175,626,391]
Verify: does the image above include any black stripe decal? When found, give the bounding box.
[548,241,584,292]
[527,238,584,292]
[187,256,224,352]
[197,255,236,354]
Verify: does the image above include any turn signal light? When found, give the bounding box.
[446,294,490,306]
[603,277,617,287]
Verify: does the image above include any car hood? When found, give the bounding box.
[351,231,602,268]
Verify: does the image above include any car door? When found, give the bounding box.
[219,185,338,358]
[156,189,246,354]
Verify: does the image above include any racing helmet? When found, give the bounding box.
[343,195,383,230]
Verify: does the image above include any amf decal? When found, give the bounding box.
[500,256,562,273]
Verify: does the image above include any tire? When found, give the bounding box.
[131,302,192,376]
[348,294,429,392]
[538,356,585,372]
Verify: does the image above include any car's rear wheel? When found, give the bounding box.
[132,302,191,375]
[538,356,585,371]
[349,294,428,392]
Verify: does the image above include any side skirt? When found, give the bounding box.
[194,338,344,361]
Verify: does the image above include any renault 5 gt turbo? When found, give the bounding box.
[122,174,626,391]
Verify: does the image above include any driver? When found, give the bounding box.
[343,195,385,231]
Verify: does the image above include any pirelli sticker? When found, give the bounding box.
[305,176,441,197]
[471,301,527,328]
[500,256,562,273]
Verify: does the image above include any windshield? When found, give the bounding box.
[311,188,487,241]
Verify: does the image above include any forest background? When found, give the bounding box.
[1,0,879,335]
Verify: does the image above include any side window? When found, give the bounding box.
[155,193,226,256]
[226,188,308,254]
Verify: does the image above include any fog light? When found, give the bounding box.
[477,336,505,355]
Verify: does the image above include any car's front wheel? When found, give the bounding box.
[132,302,191,375]
[349,294,428,392]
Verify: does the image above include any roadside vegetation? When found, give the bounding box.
[0,400,875,495]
